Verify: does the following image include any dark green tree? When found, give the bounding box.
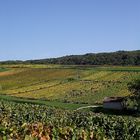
[128,79,140,110]
[128,79,140,97]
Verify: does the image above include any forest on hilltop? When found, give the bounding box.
[1,50,140,65]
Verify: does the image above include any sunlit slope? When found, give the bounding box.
[0,66,140,104]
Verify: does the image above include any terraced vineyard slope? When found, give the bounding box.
[0,65,140,104]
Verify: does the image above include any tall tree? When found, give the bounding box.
[128,79,140,110]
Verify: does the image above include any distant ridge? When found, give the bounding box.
[1,50,140,65]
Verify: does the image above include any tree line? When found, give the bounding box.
[1,50,140,65]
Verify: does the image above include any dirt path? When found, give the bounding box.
[75,105,99,111]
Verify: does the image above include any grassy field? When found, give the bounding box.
[0,94,86,110]
[0,67,8,72]
[0,65,140,105]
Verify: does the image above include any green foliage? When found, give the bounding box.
[128,79,140,97]
[0,100,140,140]
[0,94,86,110]
[67,77,76,81]
[26,50,140,65]
[128,79,140,111]
[0,68,8,72]
[0,50,140,65]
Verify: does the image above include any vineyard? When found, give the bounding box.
[0,100,140,140]
[0,65,140,104]
[0,65,140,139]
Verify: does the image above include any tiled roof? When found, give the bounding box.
[103,97,124,103]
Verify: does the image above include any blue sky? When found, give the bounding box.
[0,0,139,60]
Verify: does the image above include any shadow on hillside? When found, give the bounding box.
[91,106,140,117]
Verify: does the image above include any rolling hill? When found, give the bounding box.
[1,50,140,65]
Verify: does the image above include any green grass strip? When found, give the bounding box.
[0,94,86,110]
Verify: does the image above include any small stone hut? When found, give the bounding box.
[103,97,125,110]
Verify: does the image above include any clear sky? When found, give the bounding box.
[0,0,140,60]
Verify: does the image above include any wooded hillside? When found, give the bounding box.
[1,50,140,65]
